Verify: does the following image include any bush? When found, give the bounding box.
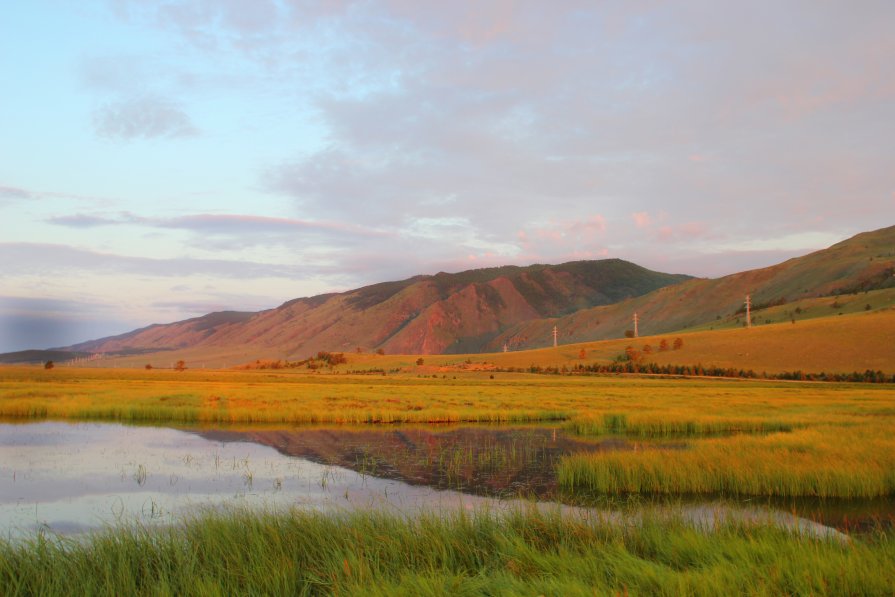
[44,361,54,370]
[416,358,425,366]
[673,338,683,350]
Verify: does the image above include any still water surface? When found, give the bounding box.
[1,421,890,539]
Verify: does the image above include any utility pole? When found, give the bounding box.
[745,294,752,328]
[633,312,639,338]
[552,325,558,348]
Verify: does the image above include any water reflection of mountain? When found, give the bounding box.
[199,426,634,499]
[196,425,895,532]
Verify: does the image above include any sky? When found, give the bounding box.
[1,1,894,352]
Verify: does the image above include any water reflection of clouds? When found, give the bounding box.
[0,422,516,538]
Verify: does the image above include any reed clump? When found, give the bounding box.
[1,509,892,596]
[559,426,895,498]
[567,413,796,437]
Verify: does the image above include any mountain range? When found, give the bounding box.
[2,225,893,364]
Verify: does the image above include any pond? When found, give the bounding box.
[1,421,890,539]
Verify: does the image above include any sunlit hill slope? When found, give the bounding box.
[63,259,689,358]
[487,225,895,351]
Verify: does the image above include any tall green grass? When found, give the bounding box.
[1,509,892,596]
[567,413,795,437]
[559,426,895,498]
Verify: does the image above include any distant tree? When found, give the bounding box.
[642,344,653,354]
[145,364,153,370]
[624,330,635,338]
[174,360,186,372]
[375,348,385,356]
[355,346,364,353]
[578,348,587,359]
[658,339,669,352]
[416,357,425,366]
[44,360,54,370]
[673,338,683,350]
[624,346,641,362]
[865,304,872,311]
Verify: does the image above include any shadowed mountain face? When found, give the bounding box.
[488,225,895,350]
[64,259,690,357]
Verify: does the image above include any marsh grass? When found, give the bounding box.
[1,509,892,596]
[3,367,894,499]
[567,413,796,437]
[559,425,895,498]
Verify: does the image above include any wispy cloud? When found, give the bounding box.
[0,242,321,279]
[93,96,199,140]
[0,185,34,200]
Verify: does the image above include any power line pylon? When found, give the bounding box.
[633,312,639,338]
[552,325,558,348]
[503,342,508,353]
[745,294,752,328]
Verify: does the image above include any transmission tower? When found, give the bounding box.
[633,312,639,338]
[552,325,558,348]
[503,342,508,353]
[745,294,752,328]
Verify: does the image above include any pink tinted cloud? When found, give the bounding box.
[631,211,651,228]
[656,222,711,243]
[516,215,609,262]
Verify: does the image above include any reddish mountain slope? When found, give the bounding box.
[66,259,690,357]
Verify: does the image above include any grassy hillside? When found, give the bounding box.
[488,225,895,350]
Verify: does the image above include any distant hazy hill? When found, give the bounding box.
[487,224,895,351]
[64,259,690,357]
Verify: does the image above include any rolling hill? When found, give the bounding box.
[486,225,895,351]
[3,225,892,366]
[59,259,690,360]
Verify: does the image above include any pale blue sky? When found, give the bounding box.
[2,1,893,351]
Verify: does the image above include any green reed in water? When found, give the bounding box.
[1,508,892,596]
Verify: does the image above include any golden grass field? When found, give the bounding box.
[1,363,894,498]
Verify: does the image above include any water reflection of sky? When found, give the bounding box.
[1,422,888,541]
[0,422,507,539]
